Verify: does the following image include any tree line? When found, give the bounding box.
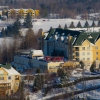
[0,28,41,64]
[1,0,100,18]
[58,20,100,29]
[1,13,33,37]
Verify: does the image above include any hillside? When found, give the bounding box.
[0,0,100,18]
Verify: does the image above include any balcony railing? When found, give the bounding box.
[75,47,79,51]
[0,83,11,90]
[0,86,11,90]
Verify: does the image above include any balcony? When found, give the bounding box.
[75,52,79,57]
[75,47,79,51]
[0,83,11,94]
[75,58,79,62]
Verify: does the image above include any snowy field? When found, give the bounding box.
[0,18,100,35]
[25,80,100,100]
[19,18,100,35]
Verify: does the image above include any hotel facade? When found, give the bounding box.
[43,28,100,69]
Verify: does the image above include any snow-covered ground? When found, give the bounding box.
[19,18,100,34]
[32,19,98,33]
[0,18,100,36]
[24,71,100,100]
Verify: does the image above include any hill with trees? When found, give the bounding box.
[1,0,100,18]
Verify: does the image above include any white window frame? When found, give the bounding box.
[87,47,90,50]
[82,52,85,55]
[82,47,85,50]
[83,58,85,60]
[87,58,90,61]
[87,52,90,55]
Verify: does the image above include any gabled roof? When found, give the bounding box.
[3,67,21,75]
[0,64,21,75]
[74,32,100,46]
[45,28,80,41]
[45,28,100,46]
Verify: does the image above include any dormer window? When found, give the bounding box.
[88,35,92,38]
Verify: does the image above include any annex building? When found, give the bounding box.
[12,50,64,73]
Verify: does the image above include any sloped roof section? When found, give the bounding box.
[45,28,80,40]
[74,32,100,46]
[3,67,21,75]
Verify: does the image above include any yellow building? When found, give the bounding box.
[0,64,21,96]
[8,8,39,18]
[73,32,100,69]
[44,28,100,70]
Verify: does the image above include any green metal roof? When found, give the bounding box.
[1,63,11,69]
[74,32,100,46]
[45,28,100,46]
[46,28,80,40]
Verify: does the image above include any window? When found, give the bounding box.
[87,47,90,50]
[82,47,85,50]
[96,57,98,60]
[87,52,90,55]
[76,52,79,56]
[87,58,90,60]
[16,83,19,86]
[96,52,98,55]
[83,58,85,60]
[8,76,11,80]
[76,58,79,61]
[87,63,90,66]
[75,47,79,51]
[95,46,98,49]
[82,52,85,55]
[0,77,4,80]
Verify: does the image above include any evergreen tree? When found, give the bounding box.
[19,81,25,100]
[91,21,96,27]
[24,13,33,28]
[69,21,75,28]
[0,14,1,19]
[13,15,21,35]
[27,96,30,100]
[64,24,67,29]
[98,20,100,27]
[61,72,69,84]
[90,61,96,72]
[84,21,89,28]
[58,24,61,28]
[50,26,53,30]
[79,60,85,69]
[1,28,6,37]
[57,68,64,77]
[33,75,43,90]
[77,21,82,28]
